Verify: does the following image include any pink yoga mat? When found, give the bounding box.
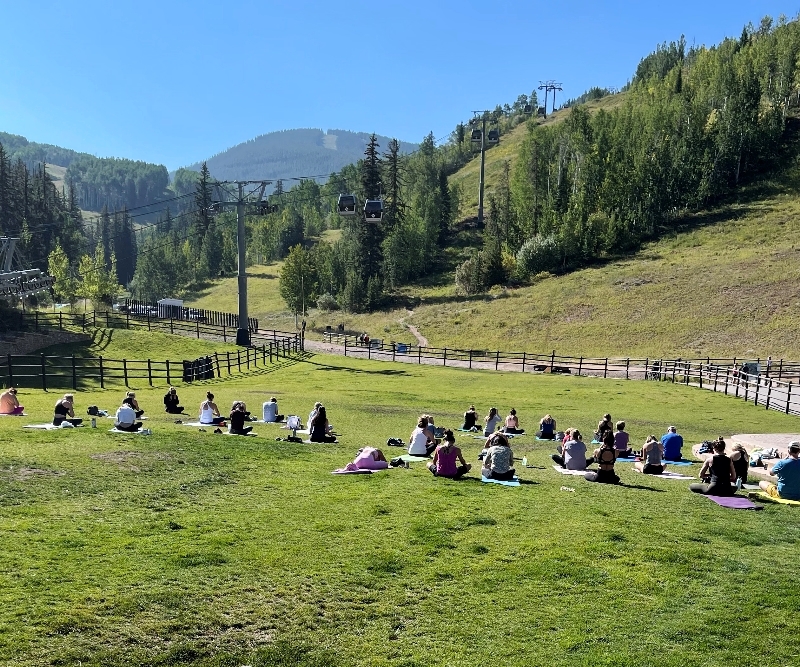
[706,495,762,510]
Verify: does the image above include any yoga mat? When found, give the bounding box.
[400,454,430,463]
[332,468,372,475]
[705,495,762,510]
[481,475,520,487]
[615,457,695,466]
[223,431,257,437]
[552,464,591,476]
[502,429,526,435]
[109,428,147,434]
[182,421,222,427]
[748,491,800,506]
[24,424,63,430]
[0,413,26,417]
[106,415,148,420]
[631,468,694,480]
[457,428,479,433]
[536,437,556,441]
[302,439,338,444]
[281,427,310,435]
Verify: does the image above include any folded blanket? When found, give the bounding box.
[552,464,592,476]
[705,495,762,510]
[631,468,694,480]
[748,491,800,506]
[481,475,520,487]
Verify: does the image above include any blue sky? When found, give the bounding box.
[0,0,794,170]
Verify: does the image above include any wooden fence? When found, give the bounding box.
[123,298,259,331]
[3,310,301,352]
[1,344,294,390]
[323,333,800,416]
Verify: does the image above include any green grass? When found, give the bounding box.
[37,328,239,361]
[1,347,799,666]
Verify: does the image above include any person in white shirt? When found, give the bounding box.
[115,402,143,432]
[262,397,283,422]
[409,416,436,457]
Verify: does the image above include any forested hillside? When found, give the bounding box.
[184,128,418,182]
[0,131,89,170]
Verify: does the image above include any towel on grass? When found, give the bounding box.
[748,491,800,506]
[705,495,762,510]
[24,423,81,430]
[481,475,521,487]
[400,454,430,463]
[182,421,221,427]
[552,464,592,476]
[224,431,257,437]
[109,428,147,435]
[536,437,556,441]
[631,468,694,480]
[332,463,373,475]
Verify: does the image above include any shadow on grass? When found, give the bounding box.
[302,359,410,376]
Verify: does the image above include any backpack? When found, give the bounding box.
[87,405,99,416]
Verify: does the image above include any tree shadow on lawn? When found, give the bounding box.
[303,360,410,376]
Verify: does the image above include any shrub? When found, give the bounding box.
[316,293,338,311]
[515,234,561,278]
[455,255,485,295]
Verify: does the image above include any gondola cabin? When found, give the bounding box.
[523,104,533,114]
[470,129,482,144]
[337,194,357,216]
[487,129,500,144]
[364,199,383,222]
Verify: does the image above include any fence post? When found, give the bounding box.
[165,359,170,386]
[754,376,759,406]
[41,354,47,391]
[469,349,473,369]
[550,350,555,372]
[625,358,630,380]
[147,312,151,331]
[578,357,583,375]
[368,342,371,360]
[82,313,86,332]
[6,354,13,387]
[443,348,447,366]
[247,348,251,370]
[126,311,130,329]
[123,359,129,387]
[214,353,220,377]
[495,350,500,370]
[223,325,226,343]
[699,363,703,389]
[147,359,153,386]
[604,358,608,379]
[392,343,396,363]
[522,352,526,373]
[71,355,77,390]
[170,318,174,335]
[59,311,63,330]
[106,312,110,328]
[672,362,677,383]
[34,311,39,330]
[237,350,241,372]
[99,356,104,389]
[93,311,96,328]
[344,339,347,357]
[778,359,783,380]
[787,383,793,414]
[418,346,421,364]
[196,319,200,339]
[227,352,231,375]
[766,378,772,410]
[714,367,719,392]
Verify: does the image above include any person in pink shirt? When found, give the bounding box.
[428,430,472,479]
[0,388,23,415]
[353,447,389,470]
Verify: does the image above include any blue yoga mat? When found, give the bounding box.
[481,475,521,487]
[614,457,695,466]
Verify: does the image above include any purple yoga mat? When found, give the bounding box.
[706,495,762,510]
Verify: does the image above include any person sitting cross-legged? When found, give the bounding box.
[163,386,183,414]
[461,405,478,431]
[0,387,24,415]
[309,406,336,443]
[115,399,143,432]
[503,409,524,434]
[661,425,684,462]
[229,401,254,436]
[760,441,800,501]
[552,429,592,471]
[53,394,82,426]
[429,430,472,479]
[613,421,632,457]
[585,432,620,484]
[537,414,556,440]
[409,416,436,457]
[689,437,736,496]
[634,435,664,475]
[481,432,516,481]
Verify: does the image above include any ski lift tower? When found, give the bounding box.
[0,237,55,303]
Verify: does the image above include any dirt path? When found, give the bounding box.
[397,309,428,347]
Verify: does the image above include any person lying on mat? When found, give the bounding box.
[661,425,684,462]
[690,438,736,496]
[53,394,82,426]
[634,435,664,474]
[552,429,591,471]
[115,400,143,432]
[613,421,632,457]
[309,406,336,443]
[262,397,284,423]
[585,432,620,484]
[409,416,436,457]
[759,441,800,501]
[199,392,225,425]
[595,413,613,443]
[484,407,502,437]
[163,386,183,414]
[481,432,516,481]
[122,391,144,418]
[537,414,556,439]
[462,405,478,431]
[353,447,389,470]
[229,402,254,436]
[429,430,471,478]
[503,409,524,434]
[0,387,23,415]
[730,443,749,485]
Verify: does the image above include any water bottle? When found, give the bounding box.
[91,418,96,428]
[522,456,528,467]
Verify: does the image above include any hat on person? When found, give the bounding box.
[789,441,800,453]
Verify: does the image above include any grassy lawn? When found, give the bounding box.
[1,349,799,666]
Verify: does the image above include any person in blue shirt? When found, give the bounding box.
[661,426,684,462]
[760,441,800,501]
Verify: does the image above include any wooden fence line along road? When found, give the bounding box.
[1,343,298,391]
[123,298,259,332]
[6,310,302,353]
[318,333,800,417]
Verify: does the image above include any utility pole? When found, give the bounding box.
[212,180,270,347]
[472,110,493,226]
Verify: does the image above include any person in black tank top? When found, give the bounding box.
[730,444,749,484]
[585,432,620,484]
[690,439,736,496]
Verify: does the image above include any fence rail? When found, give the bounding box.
[1,343,295,390]
[2,310,301,352]
[323,333,800,416]
[123,298,259,331]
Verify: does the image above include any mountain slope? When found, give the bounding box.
[185,128,418,181]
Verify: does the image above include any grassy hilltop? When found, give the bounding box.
[1,342,799,666]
